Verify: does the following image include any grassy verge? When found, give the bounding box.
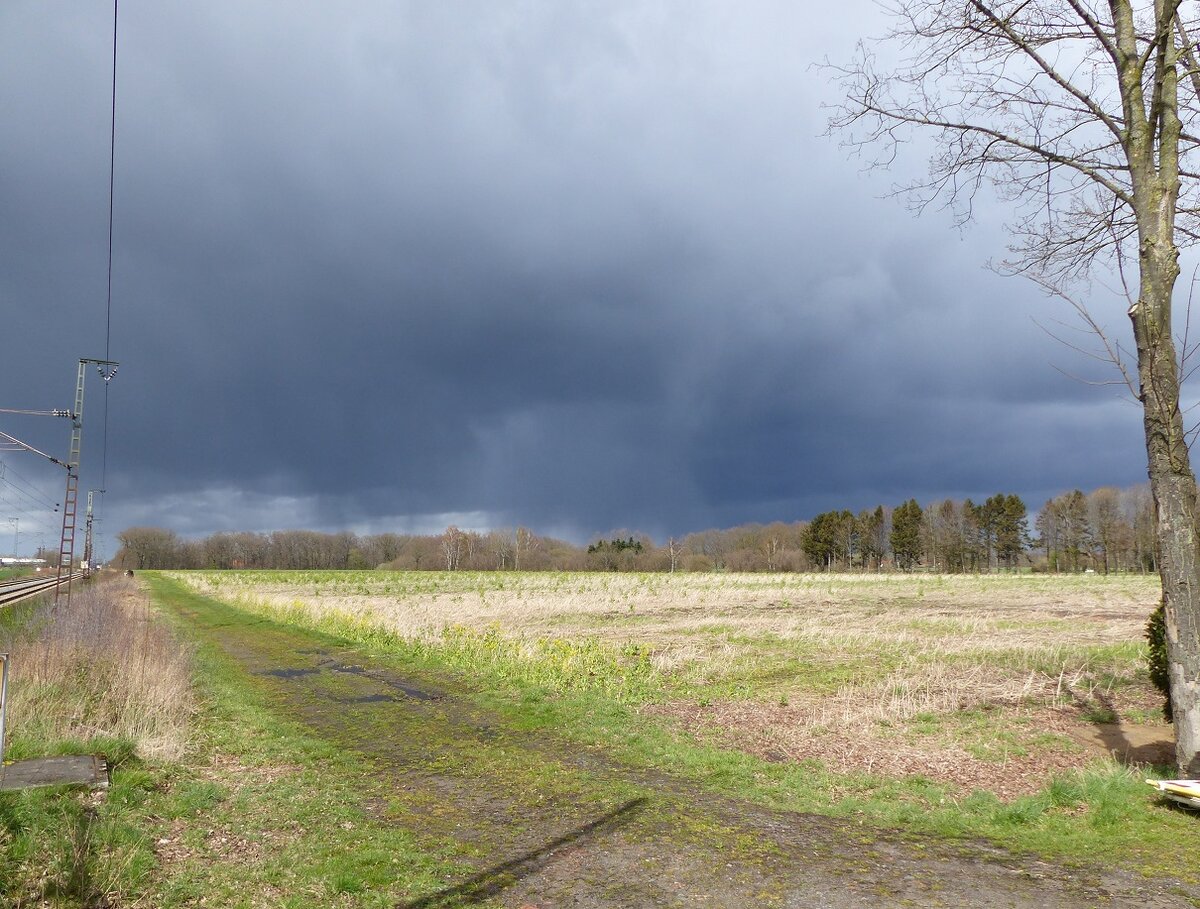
[1,576,487,908]
[133,576,500,907]
[0,577,193,906]
[153,572,1199,881]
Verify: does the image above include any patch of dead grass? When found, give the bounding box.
[643,699,1165,799]
[173,572,1158,665]
[2,577,195,760]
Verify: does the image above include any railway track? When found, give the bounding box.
[0,572,86,608]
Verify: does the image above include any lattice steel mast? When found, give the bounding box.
[55,359,117,603]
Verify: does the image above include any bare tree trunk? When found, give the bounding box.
[1120,0,1200,773]
[1134,289,1200,772]
[1131,158,1199,768]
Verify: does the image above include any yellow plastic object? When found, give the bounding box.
[1147,779,1200,808]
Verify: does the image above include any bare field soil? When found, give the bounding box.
[171,571,1168,796]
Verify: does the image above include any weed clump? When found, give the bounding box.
[1,576,195,760]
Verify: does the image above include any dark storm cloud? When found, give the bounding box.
[0,1,1152,553]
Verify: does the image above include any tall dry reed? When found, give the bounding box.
[1,577,194,760]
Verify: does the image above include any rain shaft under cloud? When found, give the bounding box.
[0,1,1149,552]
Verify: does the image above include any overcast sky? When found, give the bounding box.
[0,1,1156,557]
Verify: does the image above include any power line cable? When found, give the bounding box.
[101,372,110,494]
[105,0,117,365]
[100,0,119,506]
[0,493,40,521]
[0,460,61,511]
[0,488,56,530]
[0,483,56,516]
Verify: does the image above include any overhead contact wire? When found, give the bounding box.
[101,0,118,500]
[105,0,117,364]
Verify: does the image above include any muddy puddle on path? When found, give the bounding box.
[195,609,1193,909]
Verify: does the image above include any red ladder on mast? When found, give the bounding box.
[56,470,78,599]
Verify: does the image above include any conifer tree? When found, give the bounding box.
[890,499,924,571]
[996,494,1029,569]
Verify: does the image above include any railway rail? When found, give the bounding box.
[0,572,86,608]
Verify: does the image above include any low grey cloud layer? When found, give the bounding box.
[0,1,1150,556]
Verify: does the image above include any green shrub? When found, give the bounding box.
[1146,601,1172,720]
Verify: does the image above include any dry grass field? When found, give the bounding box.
[172,570,1167,797]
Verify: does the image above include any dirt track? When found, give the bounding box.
[180,599,1197,908]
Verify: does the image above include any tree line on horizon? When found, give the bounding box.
[111,483,1158,575]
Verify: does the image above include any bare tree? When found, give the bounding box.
[831,0,1200,771]
[440,525,465,571]
[1090,486,1124,572]
[667,536,683,573]
[114,527,180,569]
[514,526,535,571]
[486,529,514,570]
